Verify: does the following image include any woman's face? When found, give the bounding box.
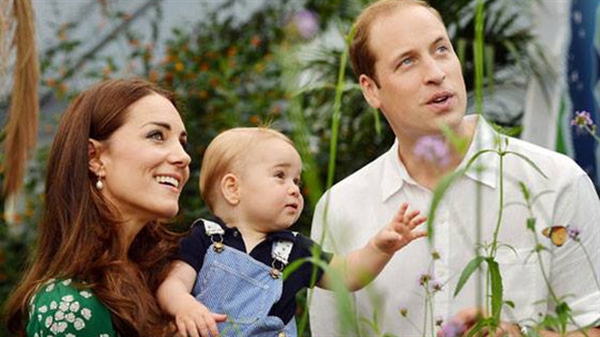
[97,93,191,225]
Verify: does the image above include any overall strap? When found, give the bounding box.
[202,219,225,252]
[202,219,225,235]
[269,232,297,279]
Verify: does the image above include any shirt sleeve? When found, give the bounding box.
[293,233,333,288]
[178,224,210,273]
[549,173,600,329]
[26,279,116,337]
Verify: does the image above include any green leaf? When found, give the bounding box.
[454,256,485,297]
[526,217,536,232]
[486,258,503,322]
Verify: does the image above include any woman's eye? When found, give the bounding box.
[147,130,165,141]
[437,45,448,53]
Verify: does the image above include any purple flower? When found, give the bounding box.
[414,136,451,167]
[429,279,443,293]
[571,110,594,129]
[439,319,465,337]
[566,225,581,241]
[417,272,432,287]
[290,10,319,40]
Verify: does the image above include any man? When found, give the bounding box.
[309,0,600,336]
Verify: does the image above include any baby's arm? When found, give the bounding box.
[319,202,427,291]
[157,260,227,337]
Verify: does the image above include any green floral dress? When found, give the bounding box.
[26,278,117,337]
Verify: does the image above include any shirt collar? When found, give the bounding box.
[380,116,499,202]
[201,217,297,242]
[460,115,499,189]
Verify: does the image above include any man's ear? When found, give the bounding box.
[220,173,240,206]
[359,74,382,109]
[88,139,105,175]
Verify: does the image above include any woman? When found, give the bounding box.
[4,78,191,336]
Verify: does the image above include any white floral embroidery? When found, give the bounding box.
[54,310,65,321]
[39,305,48,313]
[58,301,69,312]
[45,283,55,292]
[44,316,53,328]
[73,317,86,330]
[50,301,58,310]
[62,279,72,286]
[100,334,110,337]
[62,295,74,302]
[65,312,76,323]
[80,290,92,298]
[81,308,92,320]
[69,301,80,312]
[66,334,75,337]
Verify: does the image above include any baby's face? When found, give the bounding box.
[235,137,304,233]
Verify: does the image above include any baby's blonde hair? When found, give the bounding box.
[199,127,295,212]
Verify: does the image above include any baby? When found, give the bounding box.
[157,127,427,337]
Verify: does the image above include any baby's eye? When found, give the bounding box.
[293,177,302,186]
[274,171,285,179]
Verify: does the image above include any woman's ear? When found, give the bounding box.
[88,139,104,175]
[359,74,382,109]
[220,173,240,206]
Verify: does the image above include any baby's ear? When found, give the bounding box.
[220,173,240,205]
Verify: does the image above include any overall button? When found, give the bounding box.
[278,332,287,337]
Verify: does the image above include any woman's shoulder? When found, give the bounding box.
[27,278,117,337]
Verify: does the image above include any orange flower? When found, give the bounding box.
[175,62,184,72]
[227,46,237,57]
[251,35,261,47]
[148,70,159,82]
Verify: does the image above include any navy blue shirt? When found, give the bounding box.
[178,218,333,324]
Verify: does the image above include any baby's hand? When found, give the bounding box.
[372,202,427,255]
[173,295,227,337]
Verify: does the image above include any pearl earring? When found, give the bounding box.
[96,176,104,190]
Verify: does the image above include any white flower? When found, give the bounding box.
[80,290,92,299]
[65,312,76,323]
[44,316,53,328]
[54,310,65,321]
[74,317,86,330]
[50,301,58,310]
[69,301,80,312]
[66,334,75,337]
[81,308,92,320]
[62,295,74,302]
[45,283,55,292]
[59,301,69,312]
[38,305,48,313]
[62,279,72,286]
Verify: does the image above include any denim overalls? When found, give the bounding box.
[192,220,297,337]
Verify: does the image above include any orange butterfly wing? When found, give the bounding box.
[542,226,567,247]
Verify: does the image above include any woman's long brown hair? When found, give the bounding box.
[4,79,183,336]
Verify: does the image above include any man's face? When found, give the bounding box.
[359,4,468,141]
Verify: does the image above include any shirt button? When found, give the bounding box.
[278,332,286,337]
[233,230,239,237]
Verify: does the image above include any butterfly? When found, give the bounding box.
[542,225,568,247]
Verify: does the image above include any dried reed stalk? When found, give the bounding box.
[3,0,39,197]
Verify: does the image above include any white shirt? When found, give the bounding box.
[309,116,600,336]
